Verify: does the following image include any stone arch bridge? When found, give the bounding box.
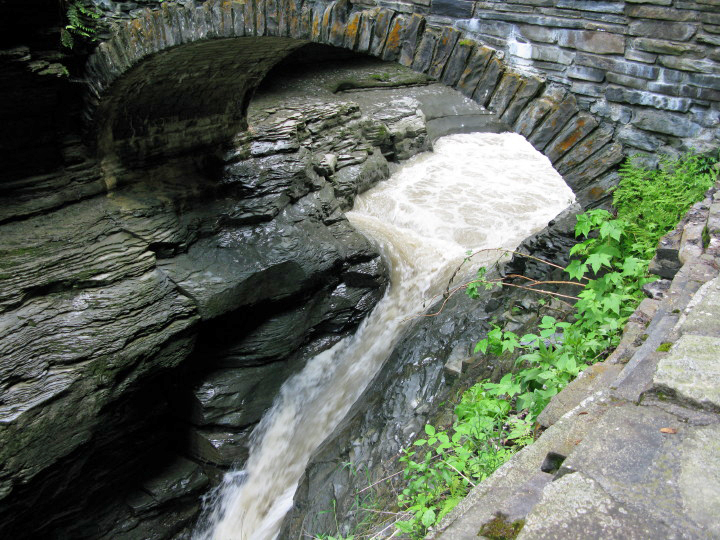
[86,0,720,206]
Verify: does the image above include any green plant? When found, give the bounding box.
[612,151,717,259]
[394,150,717,538]
[61,1,101,49]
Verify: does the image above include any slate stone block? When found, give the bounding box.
[576,53,660,79]
[430,0,474,18]
[654,334,720,411]
[488,71,525,117]
[343,11,363,49]
[605,71,647,90]
[456,46,495,98]
[625,4,695,21]
[557,30,625,54]
[567,65,605,82]
[557,0,625,13]
[555,123,614,175]
[381,14,407,61]
[531,43,575,65]
[514,86,565,138]
[563,142,625,191]
[625,48,658,63]
[520,24,559,44]
[356,10,375,53]
[633,109,702,137]
[473,56,505,107]
[501,76,545,125]
[398,13,425,67]
[606,86,692,112]
[440,37,473,87]
[545,112,598,163]
[529,93,579,151]
[617,125,663,152]
[411,29,438,73]
[659,56,719,73]
[632,37,704,56]
[370,8,395,57]
[428,27,460,79]
[629,21,698,41]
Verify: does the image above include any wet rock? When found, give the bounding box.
[0,64,432,538]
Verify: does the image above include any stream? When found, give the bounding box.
[195,132,575,540]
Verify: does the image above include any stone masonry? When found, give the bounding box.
[78,0,718,212]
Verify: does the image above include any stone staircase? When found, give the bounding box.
[431,178,720,539]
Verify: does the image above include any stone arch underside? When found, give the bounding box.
[87,0,629,207]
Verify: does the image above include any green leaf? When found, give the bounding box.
[565,259,587,281]
[574,213,592,238]
[586,252,613,274]
[602,292,623,315]
[599,219,624,241]
[421,508,437,527]
[474,338,489,354]
[395,521,414,534]
[425,424,436,437]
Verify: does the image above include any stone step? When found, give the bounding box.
[520,404,719,539]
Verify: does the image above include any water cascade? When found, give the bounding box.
[196,132,575,540]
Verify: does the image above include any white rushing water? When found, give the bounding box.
[195,132,575,540]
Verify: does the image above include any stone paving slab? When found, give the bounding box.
[521,404,719,539]
[653,334,720,412]
[677,275,720,338]
[518,473,684,540]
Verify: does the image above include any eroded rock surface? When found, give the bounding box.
[0,54,436,538]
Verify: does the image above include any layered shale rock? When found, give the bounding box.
[0,74,429,537]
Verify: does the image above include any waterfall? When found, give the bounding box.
[194,132,575,540]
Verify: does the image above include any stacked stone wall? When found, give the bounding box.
[82,0,719,211]
[377,0,720,160]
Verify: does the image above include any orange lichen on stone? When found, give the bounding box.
[345,13,361,43]
[322,6,332,29]
[384,17,403,53]
[311,8,321,40]
[556,119,588,153]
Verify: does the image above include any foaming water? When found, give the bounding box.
[194,133,574,540]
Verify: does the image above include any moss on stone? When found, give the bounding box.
[478,514,525,539]
[657,342,673,352]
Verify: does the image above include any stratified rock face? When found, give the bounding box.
[0,76,429,537]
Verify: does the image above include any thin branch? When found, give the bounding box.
[503,274,585,287]
[440,460,476,488]
[357,508,406,516]
[356,469,405,494]
[369,513,413,540]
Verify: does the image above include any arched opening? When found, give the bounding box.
[86,0,625,208]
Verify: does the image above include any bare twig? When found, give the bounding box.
[356,469,405,494]
[440,460,476,488]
